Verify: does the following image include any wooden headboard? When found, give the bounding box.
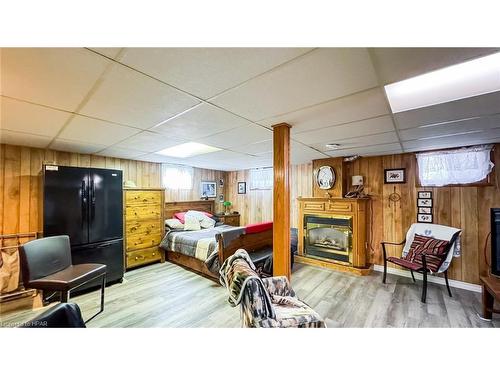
[165,200,216,219]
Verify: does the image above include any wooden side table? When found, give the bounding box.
[480,276,500,320]
[215,213,240,227]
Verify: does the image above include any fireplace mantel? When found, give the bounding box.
[296,197,371,276]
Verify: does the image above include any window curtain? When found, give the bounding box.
[161,164,194,190]
[416,145,494,187]
[250,167,273,190]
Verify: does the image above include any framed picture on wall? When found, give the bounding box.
[238,182,246,194]
[418,207,432,214]
[201,181,217,198]
[418,191,432,199]
[218,194,224,203]
[384,168,406,184]
[417,198,432,207]
[417,214,433,223]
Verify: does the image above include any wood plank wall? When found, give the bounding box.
[225,145,500,284]
[164,167,227,214]
[0,143,229,235]
[225,163,312,228]
[344,146,500,285]
[0,144,161,236]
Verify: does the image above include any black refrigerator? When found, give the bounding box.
[43,165,124,290]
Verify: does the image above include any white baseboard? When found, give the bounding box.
[372,264,482,293]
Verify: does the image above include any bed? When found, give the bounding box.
[160,200,273,280]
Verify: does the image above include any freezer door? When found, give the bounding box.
[43,165,89,246]
[72,239,124,292]
[88,168,123,243]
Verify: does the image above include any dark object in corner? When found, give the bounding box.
[491,208,500,277]
[20,303,86,328]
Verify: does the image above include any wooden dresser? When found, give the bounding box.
[123,188,165,270]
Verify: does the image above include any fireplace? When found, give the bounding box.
[304,215,353,264]
[297,197,370,275]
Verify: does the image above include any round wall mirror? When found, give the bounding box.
[316,166,336,190]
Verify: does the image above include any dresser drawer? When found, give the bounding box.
[126,232,162,251]
[125,191,162,206]
[126,220,162,236]
[126,205,162,221]
[223,216,240,226]
[126,247,161,269]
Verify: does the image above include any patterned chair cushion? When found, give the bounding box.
[403,234,450,272]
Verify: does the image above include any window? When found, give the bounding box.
[416,145,494,187]
[250,167,273,190]
[161,164,193,190]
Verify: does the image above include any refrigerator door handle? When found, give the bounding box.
[81,179,87,227]
[90,178,96,220]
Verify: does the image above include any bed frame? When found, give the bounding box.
[162,200,273,280]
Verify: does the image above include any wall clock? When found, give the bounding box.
[315,166,336,190]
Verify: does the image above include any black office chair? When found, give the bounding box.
[19,235,107,323]
[20,302,86,328]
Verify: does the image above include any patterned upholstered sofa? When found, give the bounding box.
[220,249,325,328]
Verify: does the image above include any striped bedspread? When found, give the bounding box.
[160,225,244,272]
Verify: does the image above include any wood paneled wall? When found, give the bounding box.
[225,163,312,228]
[344,146,500,285]
[164,167,227,214]
[0,144,162,236]
[225,145,500,284]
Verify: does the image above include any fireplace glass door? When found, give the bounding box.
[304,215,353,264]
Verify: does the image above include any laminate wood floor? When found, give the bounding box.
[2,262,499,328]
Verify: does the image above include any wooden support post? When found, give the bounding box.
[272,123,291,280]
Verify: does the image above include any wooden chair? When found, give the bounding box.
[382,223,461,303]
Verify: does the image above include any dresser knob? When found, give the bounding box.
[152,253,156,256]
[135,256,138,260]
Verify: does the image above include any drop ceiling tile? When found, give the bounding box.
[399,114,500,141]
[134,153,185,164]
[120,48,312,99]
[235,140,273,156]
[79,63,200,129]
[259,88,390,133]
[153,103,252,139]
[58,116,140,146]
[197,124,272,148]
[1,97,71,137]
[115,131,185,152]
[370,48,500,84]
[97,147,146,158]
[324,142,403,158]
[1,48,110,111]
[402,129,500,152]
[50,139,107,154]
[291,142,327,165]
[311,131,400,153]
[394,91,500,130]
[0,129,52,148]
[210,48,379,121]
[292,115,395,145]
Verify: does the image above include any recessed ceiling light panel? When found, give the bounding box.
[156,142,221,158]
[385,52,500,113]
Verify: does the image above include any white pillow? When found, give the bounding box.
[184,215,201,231]
[186,210,208,220]
[200,216,216,229]
[165,218,184,229]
